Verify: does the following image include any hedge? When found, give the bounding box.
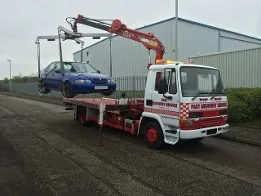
[226,88,261,123]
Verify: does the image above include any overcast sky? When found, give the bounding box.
[0,0,261,79]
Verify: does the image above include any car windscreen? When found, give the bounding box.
[64,62,98,73]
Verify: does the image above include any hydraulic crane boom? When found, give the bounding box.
[66,14,165,68]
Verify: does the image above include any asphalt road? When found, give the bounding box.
[0,94,261,196]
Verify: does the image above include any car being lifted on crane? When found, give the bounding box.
[36,26,116,98]
[39,60,116,97]
[62,14,229,149]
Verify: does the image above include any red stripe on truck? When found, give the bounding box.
[144,107,179,117]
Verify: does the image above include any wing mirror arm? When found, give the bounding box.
[158,78,172,100]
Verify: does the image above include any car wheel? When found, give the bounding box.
[61,81,75,98]
[37,80,50,94]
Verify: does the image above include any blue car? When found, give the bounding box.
[38,61,116,98]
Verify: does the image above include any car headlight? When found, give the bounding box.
[108,79,115,83]
[74,79,91,84]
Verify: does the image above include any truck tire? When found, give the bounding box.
[143,121,164,149]
[78,110,87,126]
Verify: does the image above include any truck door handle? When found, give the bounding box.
[163,94,173,100]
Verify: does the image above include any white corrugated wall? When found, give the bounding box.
[191,47,261,88]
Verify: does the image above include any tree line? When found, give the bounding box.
[0,73,39,84]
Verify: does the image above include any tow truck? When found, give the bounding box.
[62,14,229,149]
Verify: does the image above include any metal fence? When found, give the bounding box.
[0,76,147,99]
[115,76,147,91]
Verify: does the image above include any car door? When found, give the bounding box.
[48,62,63,89]
[44,62,57,89]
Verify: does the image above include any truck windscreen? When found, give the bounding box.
[180,66,225,97]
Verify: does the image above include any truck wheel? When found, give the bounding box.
[61,81,75,98]
[78,111,87,126]
[143,121,164,149]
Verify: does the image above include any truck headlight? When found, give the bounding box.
[223,115,228,122]
[75,79,91,84]
[181,119,194,126]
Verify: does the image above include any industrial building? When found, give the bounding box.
[191,47,261,88]
[73,17,261,78]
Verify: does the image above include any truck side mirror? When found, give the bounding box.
[158,78,167,94]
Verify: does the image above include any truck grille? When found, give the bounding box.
[92,79,108,84]
[201,117,220,127]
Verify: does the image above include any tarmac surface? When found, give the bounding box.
[0,94,261,196]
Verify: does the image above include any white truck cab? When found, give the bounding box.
[140,60,229,148]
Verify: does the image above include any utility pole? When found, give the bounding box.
[109,37,112,77]
[175,0,179,60]
[80,42,84,62]
[7,59,12,93]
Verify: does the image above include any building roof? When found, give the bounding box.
[73,16,261,55]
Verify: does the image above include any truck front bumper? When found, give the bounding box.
[179,124,229,139]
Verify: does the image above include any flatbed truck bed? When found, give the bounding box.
[63,97,145,136]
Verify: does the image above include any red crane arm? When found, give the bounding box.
[69,14,165,66]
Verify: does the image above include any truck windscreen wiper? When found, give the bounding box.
[210,89,216,100]
[210,88,225,100]
[191,92,210,101]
